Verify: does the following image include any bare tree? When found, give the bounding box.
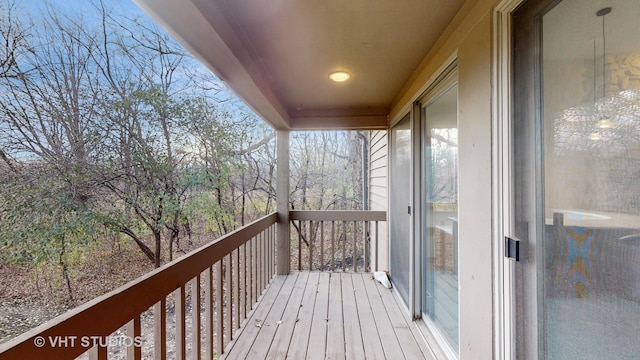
[0,1,231,270]
[0,0,362,305]
[0,0,30,80]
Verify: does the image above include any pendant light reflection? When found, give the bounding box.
[590,7,613,140]
[597,118,611,129]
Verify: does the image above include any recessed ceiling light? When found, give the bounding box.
[329,71,350,82]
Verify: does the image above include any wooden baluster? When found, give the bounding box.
[272,225,276,277]
[266,227,271,279]
[192,276,201,359]
[254,235,258,294]
[320,221,325,271]
[88,344,107,360]
[204,267,214,360]
[309,221,314,271]
[252,236,257,306]
[298,220,302,271]
[331,221,336,271]
[261,230,266,288]
[364,221,369,272]
[175,285,186,360]
[263,231,267,287]
[216,260,224,354]
[260,231,267,293]
[353,221,358,272]
[154,299,166,360]
[269,229,273,278]
[264,229,269,280]
[267,228,272,279]
[342,221,347,272]
[248,237,254,309]
[126,316,141,360]
[0,214,282,360]
[235,248,241,331]
[272,224,276,277]
[258,232,263,291]
[225,255,233,343]
[375,221,379,271]
[246,240,252,314]
[242,243,247,320]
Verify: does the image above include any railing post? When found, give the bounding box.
[88,344,107,360]
[154,299,167,360]
[126,317,141,360]
[276,129,290,275]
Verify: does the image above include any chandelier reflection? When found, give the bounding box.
[554,88,640,154]
[553,7,640,155]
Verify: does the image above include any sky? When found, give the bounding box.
[23,0,140,20]
[14,0,259,121]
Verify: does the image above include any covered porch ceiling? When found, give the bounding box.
[134,0,466,130]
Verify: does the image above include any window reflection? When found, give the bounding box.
[422,83,459,352]
[543,0,640,358]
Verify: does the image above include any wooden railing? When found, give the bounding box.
[0,213,278,360]
[0,210,388,359]
[289,210,387,272]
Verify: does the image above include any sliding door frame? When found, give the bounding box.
[493,0,526,359]
[414,64,459,359]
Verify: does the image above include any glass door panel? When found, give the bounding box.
[514,0,640,358]
[422,83,459,352]
[390,113,412,305]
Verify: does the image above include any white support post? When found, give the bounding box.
[276,129,290,275]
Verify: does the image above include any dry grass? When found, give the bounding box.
[0,230,220,345]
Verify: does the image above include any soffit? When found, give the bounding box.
[135,0,465,129]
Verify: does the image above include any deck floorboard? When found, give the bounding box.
[352,273,386,360]
[306,272,330,360]
[287,271,320,359]
[221,272,434,360]
[325,272,346,359]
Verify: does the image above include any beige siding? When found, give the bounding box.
[388,0,499,358]
[457,11,493,360]
[369,130,388,271]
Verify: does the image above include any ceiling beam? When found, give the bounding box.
[289,115,388,130]
[288,107,389,118]
[288,107,388,130]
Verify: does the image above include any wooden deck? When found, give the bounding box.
[221,272,434,360]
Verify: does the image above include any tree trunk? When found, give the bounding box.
[154,230,162,268]
[58,238,74,305]
[241,172,246,226]
[119,226,156,265]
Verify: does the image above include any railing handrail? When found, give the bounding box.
[289,210,386,222]
[288,210,386,272]
[0,212,278,359]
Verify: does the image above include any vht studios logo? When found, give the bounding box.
[33,335,143,348]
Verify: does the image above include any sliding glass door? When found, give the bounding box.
[421,80,459,354]
[390,113,412,306]
[514,0,640,357]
